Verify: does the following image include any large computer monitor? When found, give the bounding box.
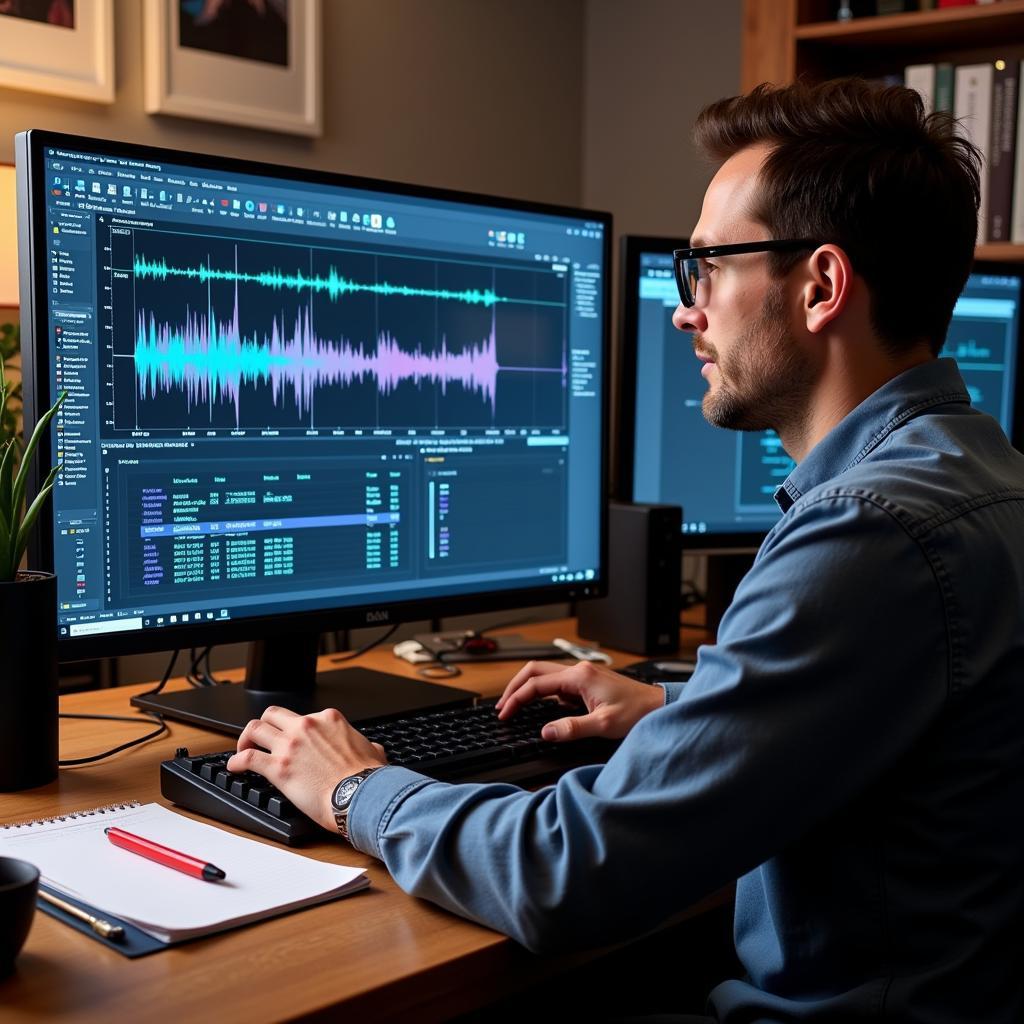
[616,234,1024,615]
[16,130,611,732]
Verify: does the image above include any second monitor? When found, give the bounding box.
[617,235,1023,540]
[616,234,1024,615]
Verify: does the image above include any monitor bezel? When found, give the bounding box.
[17,129,612,662]
[614,233,1024,549]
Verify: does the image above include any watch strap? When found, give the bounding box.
[332,767,380,841]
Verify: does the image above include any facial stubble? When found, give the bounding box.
[699,281,815,437]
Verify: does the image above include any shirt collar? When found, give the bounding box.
[774,357,970,513]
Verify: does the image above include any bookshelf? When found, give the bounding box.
[741,0,1024,260]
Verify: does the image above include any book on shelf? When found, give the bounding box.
[1010,60,1024,243]
[903,63,954,115]
[935,64,955,115]
[834,0,994,21]
[955,62,994,243]
[905,64,936,115]
[987,60,1018,243]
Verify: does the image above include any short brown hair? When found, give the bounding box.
[694,78,981,356]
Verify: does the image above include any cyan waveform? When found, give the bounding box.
[133,287,543,426]
[134,254,505,307]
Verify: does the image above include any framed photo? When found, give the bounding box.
[0,0,113,103]
[143,0,322,137]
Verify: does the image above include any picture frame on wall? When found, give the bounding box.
[143,0,322,137]
[0,0,114,103]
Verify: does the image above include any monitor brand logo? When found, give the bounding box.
[365,610,390,623]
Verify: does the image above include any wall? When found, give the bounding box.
[582,0,743,240]
[581,0,743,593]
[0,0,585,204]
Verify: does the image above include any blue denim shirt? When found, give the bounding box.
[349,358,1024,1022]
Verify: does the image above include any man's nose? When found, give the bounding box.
[672,302,705,334]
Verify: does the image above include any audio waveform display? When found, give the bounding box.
[134,286,561,425]
[134,254,509,308]
[109,228,570,431]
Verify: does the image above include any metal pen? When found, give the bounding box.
[38,888,125,942]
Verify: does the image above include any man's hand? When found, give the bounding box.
[226,706,388,833]
[496,660,664,741]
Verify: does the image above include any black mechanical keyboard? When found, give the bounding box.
[161,699,613,845]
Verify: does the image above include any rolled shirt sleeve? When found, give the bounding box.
[347,491,949,954]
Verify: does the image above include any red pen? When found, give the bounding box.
[105,827,227,882]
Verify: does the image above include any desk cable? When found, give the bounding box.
[328,622,401,663]
[187,645,222,687]
[57,649,181,767]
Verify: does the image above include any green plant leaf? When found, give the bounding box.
[0,439,13,537]
[9,390,66,552]
[0,454,8,569]
[11,463,61,578]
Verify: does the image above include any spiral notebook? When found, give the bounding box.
[0,801,368,943]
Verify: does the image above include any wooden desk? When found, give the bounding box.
[0,618,715,1023]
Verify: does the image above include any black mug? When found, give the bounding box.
[0,857,40,974]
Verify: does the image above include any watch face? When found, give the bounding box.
[332,778,361,811]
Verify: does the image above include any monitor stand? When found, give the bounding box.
[131,631,476,736]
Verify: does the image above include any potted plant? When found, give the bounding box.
[1,343,66,791]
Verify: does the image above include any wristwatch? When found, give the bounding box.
[331,768,380,841]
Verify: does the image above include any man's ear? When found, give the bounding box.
[801,245,853,335]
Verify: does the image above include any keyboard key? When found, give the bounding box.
[267,795,294,818]
[161,701,609,847]
[247,787,271,809]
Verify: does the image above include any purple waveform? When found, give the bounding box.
[134,285,555,426]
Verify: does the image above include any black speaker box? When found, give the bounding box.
[577,502,682,656]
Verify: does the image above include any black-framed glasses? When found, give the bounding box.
[672,239,822,308]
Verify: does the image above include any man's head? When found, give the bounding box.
[673,78,981,444]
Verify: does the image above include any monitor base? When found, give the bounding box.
[132,666,476,736]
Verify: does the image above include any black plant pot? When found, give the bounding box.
[0,571,58,791]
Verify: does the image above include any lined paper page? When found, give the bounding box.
[0,803,367,942]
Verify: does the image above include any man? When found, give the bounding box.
[227,79,1024,1022]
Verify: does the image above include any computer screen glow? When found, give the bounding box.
[26,137,608,644]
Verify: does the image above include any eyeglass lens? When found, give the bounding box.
[675,257,708,308]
